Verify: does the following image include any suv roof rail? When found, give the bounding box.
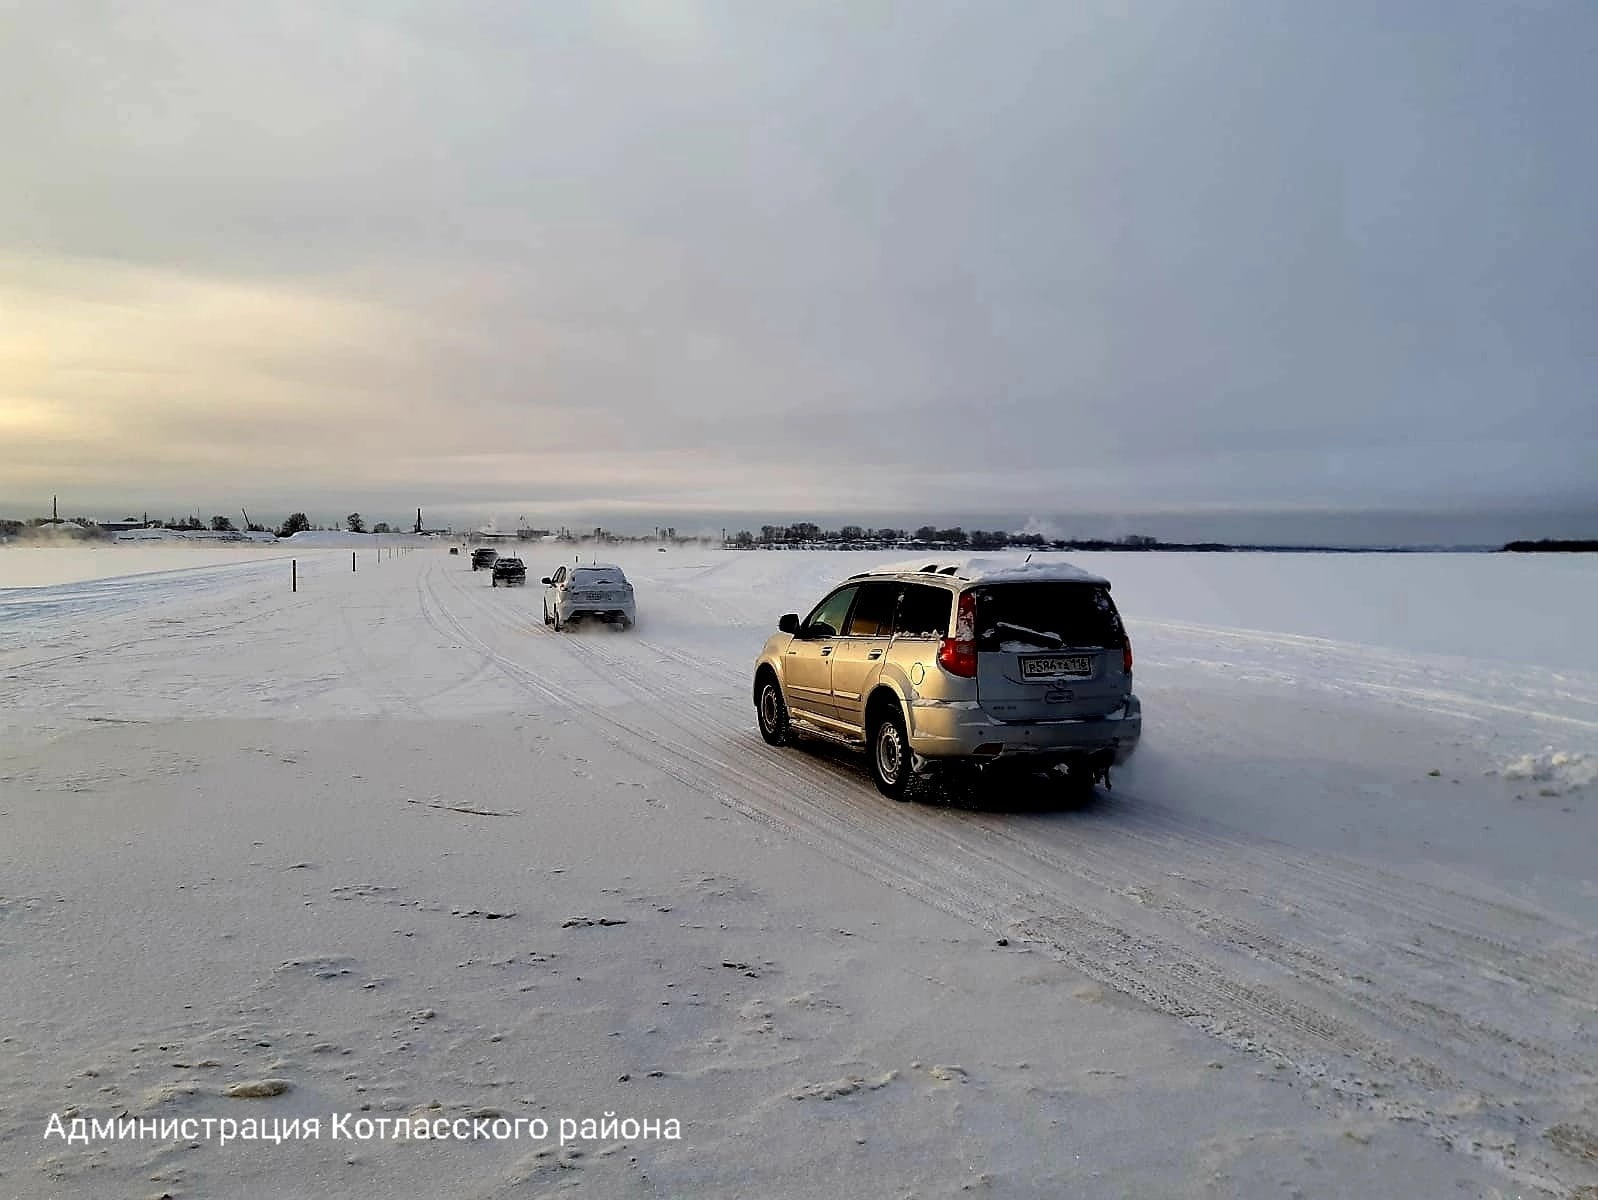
[852,557,1111,586]
[853,561,964,579]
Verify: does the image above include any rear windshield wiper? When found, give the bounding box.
[988,621,1065,649]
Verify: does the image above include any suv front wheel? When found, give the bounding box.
[756,676,790,746]
[870,704,912,800]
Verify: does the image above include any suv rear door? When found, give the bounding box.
[970,582,1130,722]
[827,581,900,733]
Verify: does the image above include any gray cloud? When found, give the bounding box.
[2,0,1595,530]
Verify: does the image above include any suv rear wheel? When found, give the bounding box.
[870,704,912,800]
[756,676,790,746]
[1059,762,1099,807]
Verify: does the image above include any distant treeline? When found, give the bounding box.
[721,525,1514,553]
[1502,539,1598,553]
[725,524,1053,550]
[724,526,1237,551]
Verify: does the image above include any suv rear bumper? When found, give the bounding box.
[907,694,1141,765]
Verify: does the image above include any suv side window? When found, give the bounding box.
[804,586,858,639]
[895,584,952,638]
[844,582,899,637]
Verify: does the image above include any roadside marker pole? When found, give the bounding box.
[352,551,356,572]
[292,559,297,593]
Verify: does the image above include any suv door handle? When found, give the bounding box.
[819,647,832,656]
[867,650,884,660]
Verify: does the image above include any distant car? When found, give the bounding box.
[449,546,459,555]
[751,559,1141,800]
[491,557,526,587]
[542,563,636,630]
[471,547,499,571]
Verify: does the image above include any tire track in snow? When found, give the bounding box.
[1140,619,1598,734]
[422,560,1598,1195]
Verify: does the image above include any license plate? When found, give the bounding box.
[1020,654,1094,678]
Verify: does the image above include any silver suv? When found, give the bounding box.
[752,559,1142,799]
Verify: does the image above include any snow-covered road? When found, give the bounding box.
[2,545,1594,1197]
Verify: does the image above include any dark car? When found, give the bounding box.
[491,557,526,587]
[471,547,499,571]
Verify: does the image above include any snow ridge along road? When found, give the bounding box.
[3,545,1595,1195]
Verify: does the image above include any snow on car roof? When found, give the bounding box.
[857,557,1110,586]
[572,563,626,573]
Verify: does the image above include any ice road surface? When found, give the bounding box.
[1,544,1595,1199]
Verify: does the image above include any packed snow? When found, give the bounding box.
[1,544,1595,1198]
[1503,748,1598,795]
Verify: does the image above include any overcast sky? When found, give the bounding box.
[2,0,1595,534]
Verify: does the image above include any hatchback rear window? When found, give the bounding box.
[971,583,1124,651]
[573,569,626,585]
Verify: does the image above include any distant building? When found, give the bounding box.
[96,520,159,533]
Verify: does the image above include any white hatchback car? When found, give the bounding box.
[541,563,636,630]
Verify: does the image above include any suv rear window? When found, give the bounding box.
[844,582,899,636]
[971,583,1124,651]
[895,584,952,638]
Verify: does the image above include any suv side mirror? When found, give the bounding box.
[540,577,552,585]
[778,613,799,634]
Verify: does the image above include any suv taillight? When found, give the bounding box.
[1123,635,1133,675]
[938,591,978,678]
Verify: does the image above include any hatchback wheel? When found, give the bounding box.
[871,704,912,800]
[756,678,790,746]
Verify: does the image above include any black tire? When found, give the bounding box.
[756,676,790,746]
[870,704,913,800]
[491,578,498,587]
[543,600,553,627]
[553,607,565,632]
